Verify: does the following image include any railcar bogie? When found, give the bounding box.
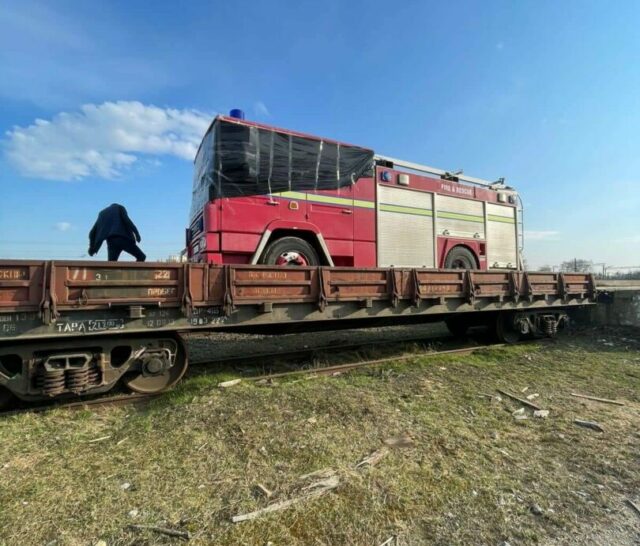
[0,335,188,406]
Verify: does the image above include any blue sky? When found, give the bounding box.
[1,0,639,268]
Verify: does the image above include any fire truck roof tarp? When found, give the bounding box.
[191,118,374,217]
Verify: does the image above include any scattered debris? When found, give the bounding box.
[526,393,539,401]
[625,499,640,519]
[231,475,340,523]
[530,504,544,516]
[301,475,339,491]
[533,410,550,419]
[497,389,542,411]
[127,524,191,540]
[477,392,497,399]
[574,419,604,433]
[94,541,107,546]
[116,437,128,446]
[512,408,528,420]
[86,435,111,444]
[120,482,132,491]
[570,393,625,406]
[254,483,273,499]
[128,509,139,518]
[378,535,398,546]
[355,447,389,469]
[218,379,242,388]
[384,433,414,448]
[299,468,336,481]
[306,417,317,424]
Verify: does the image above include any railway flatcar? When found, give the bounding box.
[0,260,595,407]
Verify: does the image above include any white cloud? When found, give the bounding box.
[55,222,72,232]
[254,101,271,118]
[525,230,560,241]
[3,101,211,181]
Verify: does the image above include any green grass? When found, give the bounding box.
[1,329,639,545]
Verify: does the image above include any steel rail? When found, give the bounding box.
[242,343,502,381]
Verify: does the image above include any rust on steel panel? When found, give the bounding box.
[325,268,389,299]
[414,271,465,297]
[563,274,594,294]
[59,263,184,305]
[0,261,45,309]
[0,261,598,312]
[526,273,559,294]
[472,272,513,296]
[231,267,318,302]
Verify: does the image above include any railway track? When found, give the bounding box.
[1,335,519,417]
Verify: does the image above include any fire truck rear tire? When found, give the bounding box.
[261,237,320,266]
[444,246,478,269]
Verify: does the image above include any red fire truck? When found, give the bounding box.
[187,111,522,270]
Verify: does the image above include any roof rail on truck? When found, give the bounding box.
[374,154,507,189]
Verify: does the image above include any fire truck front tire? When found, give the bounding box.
[444,246,478,270]
[261,237,320,266]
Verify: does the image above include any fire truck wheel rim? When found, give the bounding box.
[275,251,309,266]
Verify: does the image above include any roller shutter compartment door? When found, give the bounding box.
[486,203,517,268]
[377,185,434,267]
[436,195,485,239]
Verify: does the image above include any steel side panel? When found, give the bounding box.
[0,261,595,342]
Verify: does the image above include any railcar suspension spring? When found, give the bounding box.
[542,316,558,337]
[87,365,101,387]
[36,369,66,397]
[66,368,90,393]
[66,365,101,393]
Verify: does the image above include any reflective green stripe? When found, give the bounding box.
[273,191,375,209]
[438,211,484,224]
[307,193,354,207]
[380,203,433,217]
[274,191,307,200]
[353,198,375,209]
[488,214,515,224]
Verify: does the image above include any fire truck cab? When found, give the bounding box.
[187,111,522,270]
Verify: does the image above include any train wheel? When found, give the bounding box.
[123,337,188,394]
[444,246,477,269]
[261,237,320,266]
[494,313,522,344]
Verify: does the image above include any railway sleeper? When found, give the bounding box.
[0,335,188,406]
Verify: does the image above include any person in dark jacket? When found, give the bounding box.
[88,204,146,261]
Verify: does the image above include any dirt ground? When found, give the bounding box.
[1,324,639,545]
